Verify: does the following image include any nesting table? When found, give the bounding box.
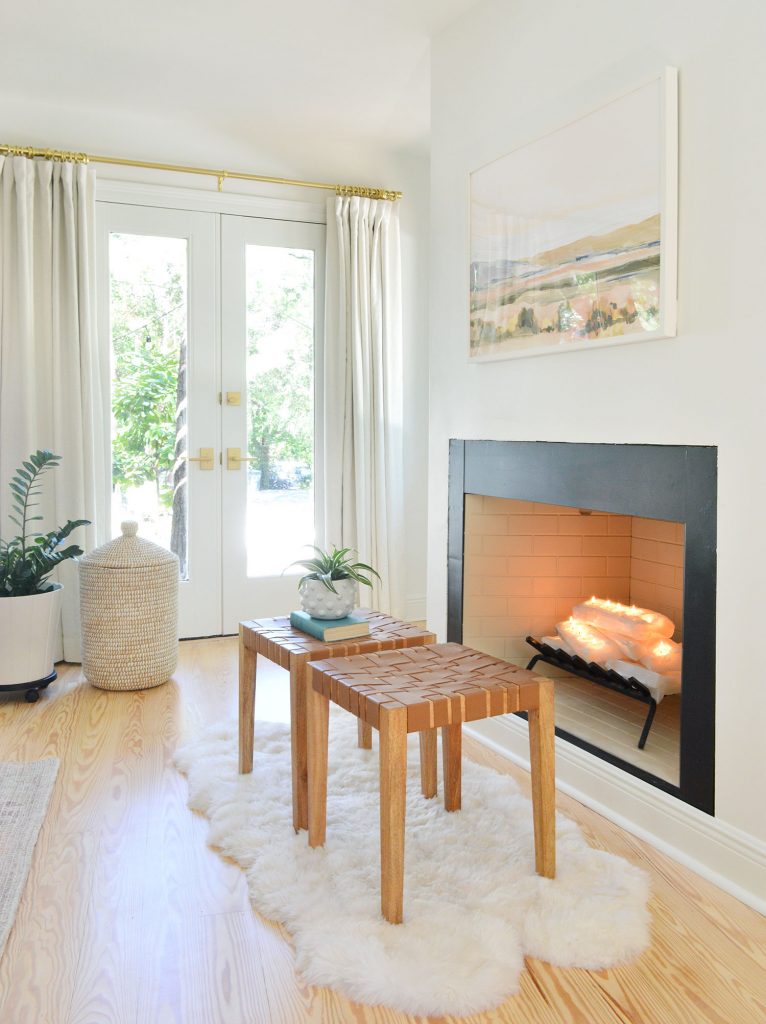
[306,643,556,924]
[238,610,436,831]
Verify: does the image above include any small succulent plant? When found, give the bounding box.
[288,545,381,594]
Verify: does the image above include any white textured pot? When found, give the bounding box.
[299,577,358,619]
[0,583,62,686]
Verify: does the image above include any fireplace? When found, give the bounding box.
[447,440,717,814]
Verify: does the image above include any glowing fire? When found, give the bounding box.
[567,616,606,648]
[585,595,660,626]
[561,598,682,676]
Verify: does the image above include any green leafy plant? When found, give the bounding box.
[0,450,90,598]
[288,545,381,595]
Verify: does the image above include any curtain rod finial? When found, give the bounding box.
[335,184,401,201]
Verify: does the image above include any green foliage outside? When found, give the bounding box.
[110,256,184,508]
[108,239,313,576]
[247,250,313,489]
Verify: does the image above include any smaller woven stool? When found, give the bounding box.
[307,643,556,924]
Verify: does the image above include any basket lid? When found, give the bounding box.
[80,520,179,570]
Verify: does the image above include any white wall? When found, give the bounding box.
[428,0,766,874]
[0,94,430,617]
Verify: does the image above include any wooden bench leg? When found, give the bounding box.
[307,679,330,848]
[419,728,437,798]
[442,723,462,812]
[290,662,309,832]
[379,707,407,924]
[238,630,257,774]
[528,677,556,878]
[357,719,373,750]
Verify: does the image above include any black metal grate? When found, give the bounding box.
[525,635,658,749]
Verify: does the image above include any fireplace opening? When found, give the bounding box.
[462,497,684,785]
[448,440,716,814]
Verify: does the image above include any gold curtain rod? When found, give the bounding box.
[0,144,402,201]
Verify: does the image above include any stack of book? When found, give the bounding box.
[289,610,370,642]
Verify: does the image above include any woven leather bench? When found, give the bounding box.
[307,642,556,924]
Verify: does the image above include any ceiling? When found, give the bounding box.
[3,0,480,161]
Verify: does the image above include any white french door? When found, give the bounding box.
[97,200,324,637]
[97,204,221,637]
[220,216,325,632]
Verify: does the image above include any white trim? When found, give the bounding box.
[96,178,326,225]
[465,715,766,915]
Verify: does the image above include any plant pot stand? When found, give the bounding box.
[0,669,56,703]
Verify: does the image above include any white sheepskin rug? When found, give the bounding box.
[175,714,650,1016]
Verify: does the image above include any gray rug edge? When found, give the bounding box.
[0,758,60,959]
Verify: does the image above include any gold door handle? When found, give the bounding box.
[227,447,257,471]
[186,447,214,471]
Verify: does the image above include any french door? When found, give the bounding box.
[97,201,325,637]
[220,216,325,632]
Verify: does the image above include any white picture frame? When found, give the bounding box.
[469,68,678,362]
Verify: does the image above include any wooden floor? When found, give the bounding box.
[0,637,764,1024]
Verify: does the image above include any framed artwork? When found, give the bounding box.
[469,68,678,361]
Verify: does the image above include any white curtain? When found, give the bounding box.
[0,156,108,661]
[323,195,405,617]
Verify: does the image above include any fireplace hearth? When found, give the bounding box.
[448,440,717,814]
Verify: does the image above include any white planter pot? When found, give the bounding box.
[0,583,62,686]
[299,577,358,620]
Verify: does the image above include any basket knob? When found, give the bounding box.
[121,520,139,538]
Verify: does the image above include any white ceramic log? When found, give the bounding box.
[0,583,62,685]
[299,577,358,619]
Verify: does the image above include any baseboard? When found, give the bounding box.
[465,715,766,915]
[405,594,427,622]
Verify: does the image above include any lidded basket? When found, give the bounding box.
[79,521,179,691]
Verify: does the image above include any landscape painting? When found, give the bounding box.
[470,72,677,360]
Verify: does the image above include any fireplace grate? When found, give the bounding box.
[525,636,658,749]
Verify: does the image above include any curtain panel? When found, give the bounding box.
[323,195,405,617]
[0,156,108,661]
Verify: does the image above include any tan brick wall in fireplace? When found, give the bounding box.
[462,496,684,669]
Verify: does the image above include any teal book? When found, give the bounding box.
[290,610,370,642]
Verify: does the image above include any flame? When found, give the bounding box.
[585,595,659,625]
[653,640,672,657]
[565,617,605,648]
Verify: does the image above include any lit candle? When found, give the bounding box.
[574,597,675,641]
[556,617,623,665]
[639,636,683,673]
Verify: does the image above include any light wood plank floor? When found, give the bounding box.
[0,637,763,1024]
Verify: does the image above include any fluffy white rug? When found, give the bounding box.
[175,714,650,1016]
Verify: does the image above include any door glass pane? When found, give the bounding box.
[109,233,189,578]
[245,245,315,577]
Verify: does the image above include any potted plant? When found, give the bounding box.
[0,450,89,700]
[289,545,380,619]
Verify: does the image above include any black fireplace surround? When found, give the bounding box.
[447,440,717,815]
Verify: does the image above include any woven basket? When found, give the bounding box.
[79,521,179,691]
